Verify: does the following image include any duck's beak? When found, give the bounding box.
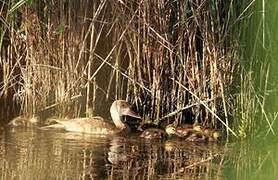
[123,108,141,119]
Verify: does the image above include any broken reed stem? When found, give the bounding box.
[159,98,215,122]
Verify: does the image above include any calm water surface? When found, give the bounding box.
[0,126,227,180]
[1,126,278,179]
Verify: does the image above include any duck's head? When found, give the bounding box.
[110,100,141,130]
[212,131,220,140]
[110,100,141,119]
[165,125,177,135]
[193,125,202,132]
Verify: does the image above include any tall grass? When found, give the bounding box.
[232,0,278,138]
[0,1,258,137]
[112,1,240,134]
[1,1,107,120]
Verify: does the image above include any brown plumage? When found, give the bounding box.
[168,124,220,142]
[139,125,176,139]
[42,100,141,135]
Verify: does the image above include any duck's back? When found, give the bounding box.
[55,117,119,134]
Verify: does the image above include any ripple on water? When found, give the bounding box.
[0,127,225,179]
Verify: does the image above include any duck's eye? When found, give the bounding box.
[120,102,129,109]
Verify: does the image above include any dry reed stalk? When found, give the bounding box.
[1,0,241,136]
[108,0,239,133]
[1,1,109,121]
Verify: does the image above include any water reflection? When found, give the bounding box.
[0,127,224,179]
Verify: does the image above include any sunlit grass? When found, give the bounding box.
[232,0,278,138]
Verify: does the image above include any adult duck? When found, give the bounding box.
[44,100,141,135]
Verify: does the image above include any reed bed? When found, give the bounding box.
[233,65,275,138]
[105,0,240,134]
[1,0,106,120]
[232,0,277,138]
[0,1,252,136]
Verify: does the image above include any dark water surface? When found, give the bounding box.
[0,127,226,179]
[2,126,278,180]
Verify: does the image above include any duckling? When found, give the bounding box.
[206,131,220,142]
[184,131,210,142]
[192,125,220,142]
[137,123,160,132]
[139,128,167,139]
[139,125,176,139]
[175,125,198,137]
[169,124,220,142]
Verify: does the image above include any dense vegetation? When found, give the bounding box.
[0,0,275,138]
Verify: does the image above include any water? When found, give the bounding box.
[0,127,225,179]
[222,136,278,180]
[2,126,278,180]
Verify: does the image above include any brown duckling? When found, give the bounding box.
[139,128,167,139]
[170,124,220,142]
[183,131,211,142]
[175,125,198,137]
[137,123,160,132]
[139,125,176,139]
[139,123,220,142]
[192,125,220,142]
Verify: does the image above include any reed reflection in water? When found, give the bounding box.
[0,127,224,179]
